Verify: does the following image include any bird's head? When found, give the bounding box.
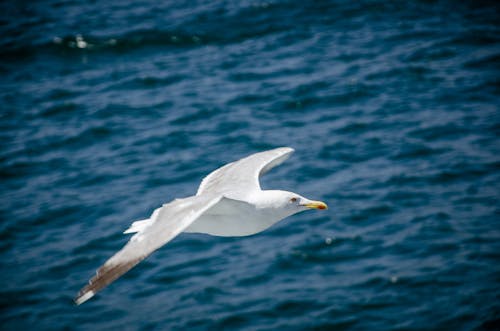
[260,190,328,218]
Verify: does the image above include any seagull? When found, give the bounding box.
[75,147,327,305]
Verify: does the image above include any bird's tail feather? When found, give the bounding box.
[123,207,161,234]
[123,219,151,234]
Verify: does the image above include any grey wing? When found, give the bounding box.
[75,194,222,305]
[196,147,294,197]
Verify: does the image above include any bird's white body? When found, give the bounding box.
[75,147,327,305]
[186,191,299,236]
[126,191,304,237]
[186,200,267,236]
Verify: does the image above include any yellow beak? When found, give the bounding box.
[303,200,328,210]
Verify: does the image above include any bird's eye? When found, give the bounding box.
[290,197,297,203]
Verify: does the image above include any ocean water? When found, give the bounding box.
[1,0,499,330]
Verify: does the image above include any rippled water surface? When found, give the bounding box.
[1,1,499,330]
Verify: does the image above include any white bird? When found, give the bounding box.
[75,147,327,305]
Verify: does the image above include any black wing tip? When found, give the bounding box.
[74,258,144,305]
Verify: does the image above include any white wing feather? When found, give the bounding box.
[196,147,294,198]
[75,194,223,305]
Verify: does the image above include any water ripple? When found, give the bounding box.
[1,0,499,330]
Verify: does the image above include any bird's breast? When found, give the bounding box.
[183,207,278,237]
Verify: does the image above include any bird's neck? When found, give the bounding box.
[250,190,296,221]
[251,190,282,207]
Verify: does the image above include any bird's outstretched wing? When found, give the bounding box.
[75,194,223,305]
[196,147,294,198]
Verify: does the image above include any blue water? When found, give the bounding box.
[1,1,499,330]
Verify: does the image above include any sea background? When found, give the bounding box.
[1,1,499,330]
